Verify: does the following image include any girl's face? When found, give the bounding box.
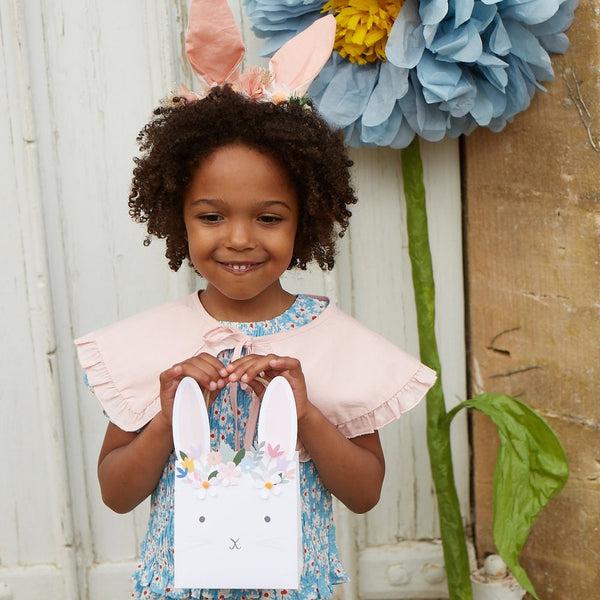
[183,143,299,321]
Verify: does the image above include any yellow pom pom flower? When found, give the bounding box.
[322,0,404,65]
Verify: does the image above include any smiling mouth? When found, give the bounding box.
[220,262,261,273]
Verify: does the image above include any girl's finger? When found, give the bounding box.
[189,353,229,378]
[225,353,265,372]
[159,364,185,396]
[227,354,279,383]
[173,356,227,391]
[264,356,303,379]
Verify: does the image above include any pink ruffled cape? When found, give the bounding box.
[75,293,436,460]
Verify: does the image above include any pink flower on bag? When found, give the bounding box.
[217,461,242,486]
[267,443,285,458]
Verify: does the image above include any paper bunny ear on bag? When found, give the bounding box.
[257,376,297,459]
[182,0,336,101]
[172,376,210,460]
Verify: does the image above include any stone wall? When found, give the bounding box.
[463,1,600,597]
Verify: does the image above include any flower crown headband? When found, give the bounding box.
[177,0,336,105]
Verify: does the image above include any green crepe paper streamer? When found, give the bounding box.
[401,137,569,598]
[448,394,569,600]
[401,138,473,600]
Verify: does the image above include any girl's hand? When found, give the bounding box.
[225,354,312,421]
[158,353,228,428]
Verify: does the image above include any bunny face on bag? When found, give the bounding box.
[172,376,302,590]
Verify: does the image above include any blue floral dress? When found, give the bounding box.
[132,295,348,600]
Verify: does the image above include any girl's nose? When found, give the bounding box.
[225,220,256,250]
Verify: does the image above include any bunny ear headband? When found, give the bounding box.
[178,0,336,104]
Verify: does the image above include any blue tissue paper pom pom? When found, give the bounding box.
[243,0,578,147]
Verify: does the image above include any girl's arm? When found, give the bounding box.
[296,407,385,514]
[98,415,173,513]
[226,355,385,514]
[97,353,228,513]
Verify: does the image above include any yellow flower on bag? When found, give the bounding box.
[181,455,195,473]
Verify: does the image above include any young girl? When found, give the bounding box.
[75,3,436,599]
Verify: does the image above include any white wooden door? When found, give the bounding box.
[0,2,468,599]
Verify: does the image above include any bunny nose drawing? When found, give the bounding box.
[229,538,241,550]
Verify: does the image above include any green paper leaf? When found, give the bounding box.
[233,448,246,465]
[448,394,569,599]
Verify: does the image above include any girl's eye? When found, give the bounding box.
[198,214,222,223]
[199,516,206,523]
[258,215,283,225]
[264,515,271,523]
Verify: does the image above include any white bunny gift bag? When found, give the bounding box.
[172,376,302,589]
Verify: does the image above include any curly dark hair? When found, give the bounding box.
[128,85,357,272]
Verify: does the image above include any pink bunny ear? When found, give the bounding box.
[186,0,245,87]
[269,15,336,96]
[173,377,211,459]
[257,377,298,459]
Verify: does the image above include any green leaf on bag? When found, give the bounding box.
[233,448,246,465]
[448,393,569,600]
